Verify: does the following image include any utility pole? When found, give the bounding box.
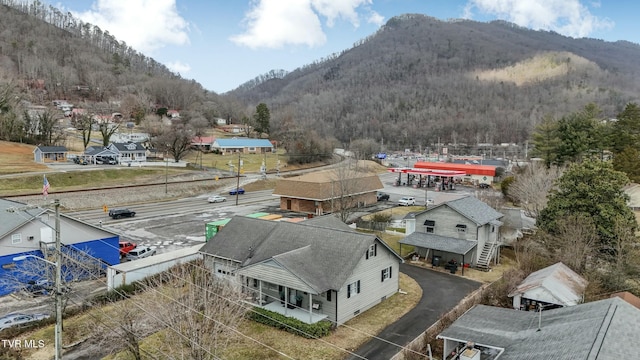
[165,152,168,194]
[8,200,63,360]
[54,199,62,360]
[235,152,241,206]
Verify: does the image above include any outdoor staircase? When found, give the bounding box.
[476,241,498,271]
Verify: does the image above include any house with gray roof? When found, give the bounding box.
[84,146,119,164]
[107,142,146,163]
[211,138,273,154]
[33,145,68,163]
[400,196,503,270]
[508,262,587,311]
[0,199,120,296]
[199,216,403,325]
[437,297,640,360]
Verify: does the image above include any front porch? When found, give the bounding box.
[255,300,328,324]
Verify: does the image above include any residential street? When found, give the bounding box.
[348,263,481,360]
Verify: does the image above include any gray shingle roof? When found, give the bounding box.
[437,196,503,225]
[35,146,67,153]
[199,216,402,293]
[400,232,477,255]
[438,297,640,360]
[0,199,46,238]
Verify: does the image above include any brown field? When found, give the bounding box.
[0,141,49,175]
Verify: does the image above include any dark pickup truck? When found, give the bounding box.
[376,192,390,201]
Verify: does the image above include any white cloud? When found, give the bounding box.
[463,0,613,38]
[367,10,385,26]
[165,61,191,75]
[71,0,190,54]
[231,0,376,49]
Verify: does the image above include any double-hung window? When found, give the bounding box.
[424,220,435,233]
[381,266,393,282]
[456,224,467,233]
[347,280,361,298]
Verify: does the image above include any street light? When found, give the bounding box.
[13,253,62,360]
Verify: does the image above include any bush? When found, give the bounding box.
[248,307,332,338]
[501,176,515,198]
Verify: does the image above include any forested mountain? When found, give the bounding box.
[3,2,640,154]
[229,14,640,151]
[0,0,224,120]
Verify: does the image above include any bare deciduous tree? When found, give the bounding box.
[540,214,597,273]
[143,261,248,360]
[507,162,564,218]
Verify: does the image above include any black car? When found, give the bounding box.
[478,183,491,189]
[109,208,136,219]
[376,192,390,201]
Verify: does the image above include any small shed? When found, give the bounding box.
[508,262,587,311]
[33,145,68,163]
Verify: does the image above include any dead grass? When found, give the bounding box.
[0,140,49,174]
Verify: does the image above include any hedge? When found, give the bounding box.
[248,307,332,338]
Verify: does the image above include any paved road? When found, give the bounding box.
[348,263,481,360]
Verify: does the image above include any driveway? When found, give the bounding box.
[348,263,481,360]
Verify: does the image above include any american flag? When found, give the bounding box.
[43,175,50,197]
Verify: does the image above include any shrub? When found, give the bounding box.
[248,307,332,338]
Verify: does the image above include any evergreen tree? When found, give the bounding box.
[253,103,270,138]
[538,159,636,253]
[531,115,560,168]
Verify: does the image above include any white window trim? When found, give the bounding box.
[11,233,22,244]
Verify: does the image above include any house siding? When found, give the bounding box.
[240,262,316,294]
[335,243,400,325]
[415,207,477,240]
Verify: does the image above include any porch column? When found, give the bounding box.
[259,280,263,304]
[309,294,313,323]
[284,286,288,315]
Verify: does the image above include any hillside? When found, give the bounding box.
[228,14,640,151]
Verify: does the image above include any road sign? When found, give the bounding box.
[103,205,108,213]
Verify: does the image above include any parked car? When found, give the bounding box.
[107,158,118,165]
[376,192,390,201]
[229,188,245,195]
[119,241,137,257]
[426,198,435,206]
[125,246,156,261]
[23,280,53,297]
[0,313,50,331]
[398,197,416,206]
[478,183,491,189]
[109,208,136,219]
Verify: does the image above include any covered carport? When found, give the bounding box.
[399,232,477,275]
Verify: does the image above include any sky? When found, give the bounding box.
[46,0,639,94]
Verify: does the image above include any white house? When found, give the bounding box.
[508,262,587,311]
[108,142,147,163]
[199,216,403,325]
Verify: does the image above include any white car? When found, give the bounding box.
[207,195,226,203]
[0,313,50,331]
[125,246,156,261]
[398,197,416,206]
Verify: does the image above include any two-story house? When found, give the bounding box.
[199,216,403,325]
[400,196,503,270]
